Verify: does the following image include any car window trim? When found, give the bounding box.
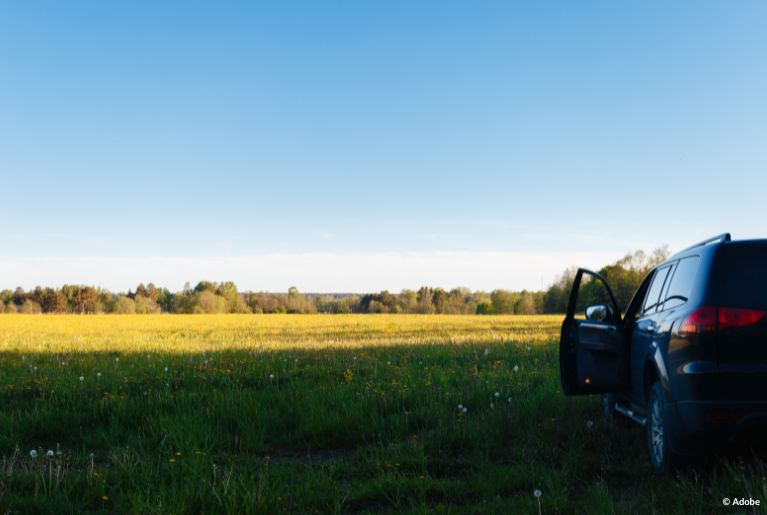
[642,264,673,315]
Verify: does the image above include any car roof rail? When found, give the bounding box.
[678,233,731,253]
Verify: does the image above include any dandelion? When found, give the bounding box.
[387,361,391,365]
[494,391,500,397]
[96,372,102,378]
[269,374,275,380]
[507,396,512,403]
[462,407,468,414]
[115,357,119,362]
[46,449,54,457]
[490,403,494,408]
[102,495,109,501]
[513,365,519,372]
[457,404,463,410]
[534,489,542,515]
[586,420,594,429]
[79,376,85,382]
[29,449,38,458]
[164,367,168,372]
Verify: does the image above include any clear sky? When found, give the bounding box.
[1,1,766,292]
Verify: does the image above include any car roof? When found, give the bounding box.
[663,235,767,266]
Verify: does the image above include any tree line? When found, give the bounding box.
[0,247,667,315]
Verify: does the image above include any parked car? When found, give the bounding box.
[559,233,767,472]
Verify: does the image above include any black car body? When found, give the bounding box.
[559,234,767,471]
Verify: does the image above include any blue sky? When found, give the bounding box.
[1,1,766,291]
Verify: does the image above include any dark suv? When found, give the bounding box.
[559,234,767,472]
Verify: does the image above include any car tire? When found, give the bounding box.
[646,381,683,473]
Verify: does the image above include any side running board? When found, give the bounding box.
[614,403,647,426]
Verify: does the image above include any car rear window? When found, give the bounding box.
[717,243,767,309]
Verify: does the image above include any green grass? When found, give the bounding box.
[0,314,765,513]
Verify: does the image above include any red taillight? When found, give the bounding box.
[679,307,718,335]
[679,306,766,336]
[718,307,766,329]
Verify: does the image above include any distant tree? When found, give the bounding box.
[515,291,537,314]
[113,296,136,314]
[397,290,418,312]
[72,286,99,314]
[416,287,434,314]
[12,287,26,307]
[20,299,42,314]
[193,290,228,314]
[490,289,518,314]
[432,288,448,313]
[135,295,161,314]
[40,288,68,313]
[286,287,314,313]
[194,281,217,294]
[476,301,494,315]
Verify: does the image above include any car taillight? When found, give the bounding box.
[679,307,718,335]
[679,306,766,336]
[719,307,766,329]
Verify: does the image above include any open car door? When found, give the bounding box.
[560,268,629,395]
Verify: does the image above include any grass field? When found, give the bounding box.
[0,314,765,514]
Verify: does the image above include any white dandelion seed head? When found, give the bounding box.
[29,449,38,458]
[164,367,168,372]
[462,407,468,413]
[387,361,391,365]
[494,392,500,397]
[513,365,519,372]
[96,372,102,377]
[79,376,85,382]
[46,450,54,457]
[507,396,512,403]
[586,420,594,429]
[458,404,463,410]
[534,489,542,498]
[490,403,494,408]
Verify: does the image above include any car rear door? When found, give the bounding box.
[560,268,629,395]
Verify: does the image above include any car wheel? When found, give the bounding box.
[646,381,682,473]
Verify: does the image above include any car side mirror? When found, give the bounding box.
[585,304,614,322]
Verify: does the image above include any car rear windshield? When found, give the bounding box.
[716,243,767,309]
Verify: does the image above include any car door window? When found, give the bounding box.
[642,265,672,315]
[661,256,700,310]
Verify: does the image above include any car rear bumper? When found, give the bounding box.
[667,400,767,455]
